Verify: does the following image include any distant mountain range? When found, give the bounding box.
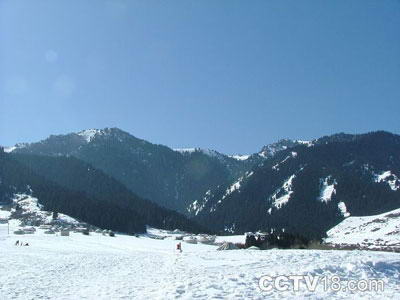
[7,128,262,213]
[2,128,400,239]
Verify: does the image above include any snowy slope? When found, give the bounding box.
[229,154,250,161]
[325,208,400,251]
[318,176,337,203]
[3,146,16,153]
[3,143,27,153]
[0,193,83,235]
[374,171,400,191]
[77,129,103,142]
[1,224,399,299]
[189,171,255,216]
[4,193,79,224]
[259,139,312,158]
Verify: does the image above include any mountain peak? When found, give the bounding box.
[76,127,132,143]
[259,139,309,158]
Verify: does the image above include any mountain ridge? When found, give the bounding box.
[193,131,400,238]
[4,128,400,239]
[9,128,261,213]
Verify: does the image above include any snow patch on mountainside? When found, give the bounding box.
[318,176,337,203]
[229,154,250,161]
[188,171,254,215]
[3,143,27,153]
[14,194,45,215]
[259,146,287,158]
[338,202,350,218]
[4,146,16,153]
[188,190,212,216]
[78,129,103,143]
[222,178,242,201]
[268,174,296,212]
[296,140,313,147]
[374,171,399,191]
[1,193,80,228]
[272,151,297,171]
[174,148,196,153]
[221,171,254,201]
[325,208,400,250]
[193,171,255,215]
[259,139,313,159]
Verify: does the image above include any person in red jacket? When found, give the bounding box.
[176,242,182,253]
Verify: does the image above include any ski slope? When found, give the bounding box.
[1,224,399,299]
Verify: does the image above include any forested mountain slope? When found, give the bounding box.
[1,150,206,234]
[193,131,400,238]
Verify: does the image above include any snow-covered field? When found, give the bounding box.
[1,224,400,299]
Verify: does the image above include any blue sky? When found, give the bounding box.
[1,0,399,154]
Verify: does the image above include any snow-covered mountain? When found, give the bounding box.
[5,129,400,243]
[193,131,400,239]
[5,128,131,156]
[258,139,313,158]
